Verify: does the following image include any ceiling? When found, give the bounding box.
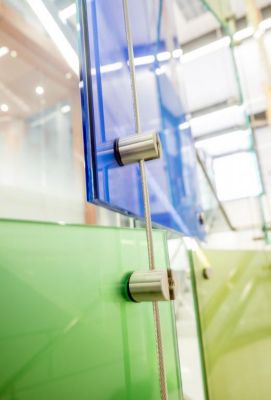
[1,0,271,121]
[0,0,78,121]
[174,0,271,44]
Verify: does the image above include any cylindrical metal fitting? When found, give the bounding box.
[128,270,170,302]
[114,132,161,166]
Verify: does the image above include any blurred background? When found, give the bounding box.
[1,2,271,400]
[1,0,271,247]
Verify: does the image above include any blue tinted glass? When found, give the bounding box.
[79,0,204,238]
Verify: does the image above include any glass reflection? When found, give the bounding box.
[0,0,86,223]
[168,236,206,400]
[80,0,205,237]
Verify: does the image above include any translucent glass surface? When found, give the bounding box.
[201,0,232,23]
[213,152,263,202]
[79,0,204,238]
[191,247,271,400]
[197,161,233,233]
[195,129,252,157]
[168,237,207,400]
[0,0,86,223]
[0,219,182,399]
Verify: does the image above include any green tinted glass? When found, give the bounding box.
[191,248,271,400]
[0,219,182,400]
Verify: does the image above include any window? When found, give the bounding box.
[213,152,262,201]
[0,0,85,223]
[195,129,252,157]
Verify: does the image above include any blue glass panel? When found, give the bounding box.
[79,0,204,238]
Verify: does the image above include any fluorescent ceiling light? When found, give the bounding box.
[179,121,190,130]
[91,62,123,75]
[259,17,271,31]
[254,18,271,38]
[191,104,243,125]
[0,104,9,112]
[156,51,171,62]
[134,55,155,66]
[59,3,76,24]
[181,17,271,66]
[134,50,182,66]
[233,19,271,43]
[172,49,183,58]
[26,0,79,75]
[190,104,245,137]
[0,46,9,58]
[195,129,251,156]
[192,106,225,123]
[91,50,183,74]
[100,62,123,73]
[233,27,254,42]
[182,37,231,63]
[35,86,44,95]
[61,104,71,114]
[132,51,179,67]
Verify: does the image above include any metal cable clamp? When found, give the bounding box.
[128,269,179,303]
[114,131,161,166]
[122,0,168,398]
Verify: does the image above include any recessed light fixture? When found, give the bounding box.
[0,46,9,58]
[10,50,17,58]
[0,104,9,112]
[35,86,44,96]
[61,104,71,114]
[65,72,72,79]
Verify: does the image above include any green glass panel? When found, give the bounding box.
[0,219,182,400]
[191,248,271,400]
